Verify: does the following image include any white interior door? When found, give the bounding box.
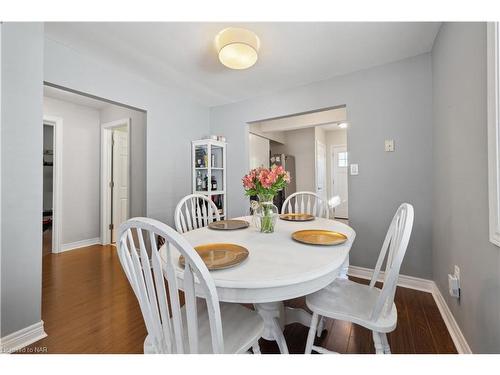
[332,145,348,218]
[112,128,129,242]
[249,133,270,169]
[315,141,327,201]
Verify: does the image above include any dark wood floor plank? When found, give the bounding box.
[386,286,416,354]
[418,292,457,354]
[324,319,352,353]
[403,287,438,353]
[347,323,374,354]
[21,245,457,354]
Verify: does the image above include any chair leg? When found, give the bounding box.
[380,333,391,354]
[372,331,384,354]
[305,312,319,354]
[252,342,261,354]
[316,316,324,337]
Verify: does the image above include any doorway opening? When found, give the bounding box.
[247,106,349,220]
[42,116,63,254]
[101,120,130,244]
[42,124,54,255]
[43,83,147,253]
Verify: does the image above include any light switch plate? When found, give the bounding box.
[350,164,359,175]
[385,139,395,152]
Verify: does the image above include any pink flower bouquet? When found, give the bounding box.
[242,165,291,201]
[242,165,290,233]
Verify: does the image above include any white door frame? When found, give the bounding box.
[330,143,348,219]
[101,118,131,245]
[315,140,327,199]
[43,116,63,253]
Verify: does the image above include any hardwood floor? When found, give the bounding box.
[42,228,52,256]
[23,244,457,354]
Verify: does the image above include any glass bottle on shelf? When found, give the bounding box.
[211,176,217,190]
[195,147,207,168]
[211,154,216,168]
[196,171,202,191]
[203,175,208,191]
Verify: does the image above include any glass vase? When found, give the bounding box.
[254,194,278,233]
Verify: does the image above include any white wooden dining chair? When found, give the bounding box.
[117,217,264,354]
[174,194,220,234]
[304,203,414,354]
[281,191,329,219]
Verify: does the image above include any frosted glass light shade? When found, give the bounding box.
[215,28,260,70]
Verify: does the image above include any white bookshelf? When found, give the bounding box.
[192,139,227,219]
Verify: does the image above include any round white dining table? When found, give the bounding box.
[162,215,355,354]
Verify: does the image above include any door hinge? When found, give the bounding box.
[109,181,114,188]
[109,223,114,230]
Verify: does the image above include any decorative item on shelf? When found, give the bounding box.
[242,165,290,233]
[196,171,203,191]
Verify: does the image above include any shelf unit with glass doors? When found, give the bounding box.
[192,139,227,219]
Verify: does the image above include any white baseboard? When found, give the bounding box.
[431,283,472,354]
[0,321,47,353]
[60,237,101,252]
[347,265,472,354]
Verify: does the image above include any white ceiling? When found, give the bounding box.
[45,22,441,107]
[44,85,111,109]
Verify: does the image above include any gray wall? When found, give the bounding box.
[44,37,209,226]
[210,53,433,278]
[1,24,208,338]
[99,105,147,218]
[43,96,101,245]
[1,23,44,337]
[432,22,500,353]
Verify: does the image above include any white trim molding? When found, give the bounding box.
[0,321,47,353]
[487,22,500,247]
[61,237,101,252]
[431,283,472,354]
[348,265,472,354]
[43,115,63,253]
[100,118,131,245]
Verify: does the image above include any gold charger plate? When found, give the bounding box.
[292,229,348,246]
[179,243,249,270]
[208,219,249,230]
[280,213,315,222]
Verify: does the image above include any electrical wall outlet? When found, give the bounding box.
[385,139,395,152]
[350,164,359,175]
[448,265,461,299]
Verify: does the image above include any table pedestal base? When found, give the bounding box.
[254,302,323,354]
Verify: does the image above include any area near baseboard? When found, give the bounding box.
[0,321,47,353]
[60,237,101,252]
[348,265,472,354]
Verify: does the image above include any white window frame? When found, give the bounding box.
[487,22,500,247]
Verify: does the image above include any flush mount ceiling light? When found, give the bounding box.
[215,27,260,70]
[338,122,348,129]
